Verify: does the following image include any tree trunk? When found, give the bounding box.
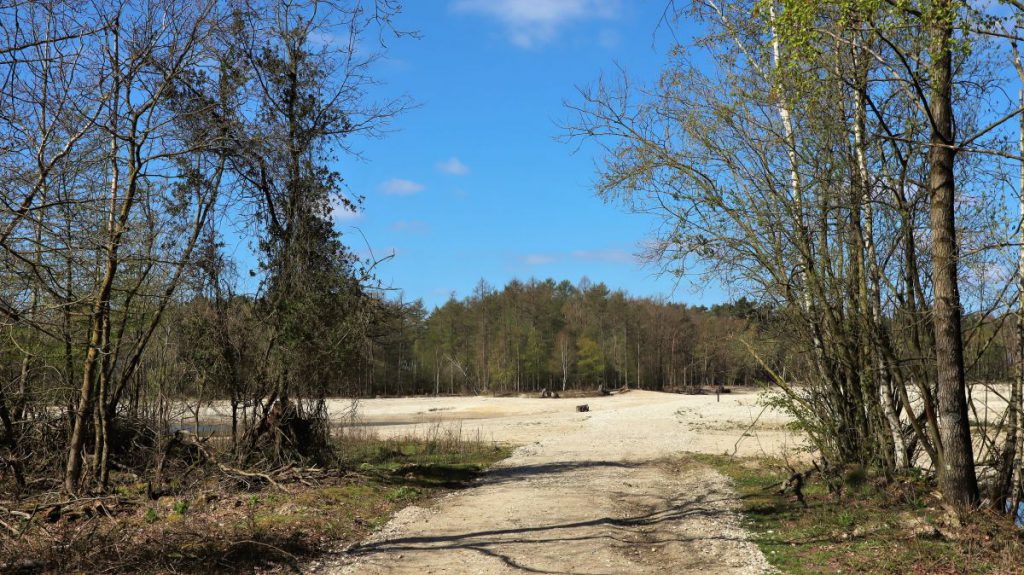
[66,128,123,493]
[928,3,979,507]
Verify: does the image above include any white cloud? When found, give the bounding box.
[331,200,362,223]
[452,0,619,48]
[390,220,430,234]
[524,254,556,265]
[517,248,635,267]
[597,28,620,49]
[308,30,351,49]
[571,248,634,264]
[437,156,470,176]
[379,178,425,196]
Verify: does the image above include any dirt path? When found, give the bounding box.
[317,390,794,574]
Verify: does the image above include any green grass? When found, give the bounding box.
[337,422,506,467]
[689,454,1024,575]
[335,423,510,488]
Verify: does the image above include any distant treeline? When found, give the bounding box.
[140,278,777,401]
[152,276,1019,401]
[358,278,773,397]
[356,279,1018,398]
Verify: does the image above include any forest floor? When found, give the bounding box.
[314,389,796,574]
[0,426,511,574]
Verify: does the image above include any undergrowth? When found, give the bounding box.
[691,454,1024,575]
[0,426,510,574]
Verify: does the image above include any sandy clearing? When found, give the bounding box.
[310,390,797,574]
[334,390,799,460]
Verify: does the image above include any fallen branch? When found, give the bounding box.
[732,404,770,456]
[216,463,290,493]
[0,517,17,536]
[0,506,31,520]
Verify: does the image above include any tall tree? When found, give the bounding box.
[926,0,979,506]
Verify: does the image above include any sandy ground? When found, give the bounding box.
[308,389,799,574]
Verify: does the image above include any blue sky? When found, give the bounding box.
[323,0,727,309]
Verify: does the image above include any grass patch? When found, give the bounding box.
[1,428,511,574]
[336,422,509,489]
[690,454,1024,574]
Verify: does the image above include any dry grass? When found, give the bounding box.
[0,425,511,574]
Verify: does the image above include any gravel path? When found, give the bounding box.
[316,390,792,574]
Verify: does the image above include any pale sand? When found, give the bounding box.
[310,389,799,574]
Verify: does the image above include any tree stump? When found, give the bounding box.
[779,471,807,507]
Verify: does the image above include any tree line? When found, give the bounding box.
[357,279,774,397]
[358,277,1020,399]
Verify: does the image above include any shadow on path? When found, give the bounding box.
[479,460,643,486]
[347,487,752,574]
[340,453,776,574]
